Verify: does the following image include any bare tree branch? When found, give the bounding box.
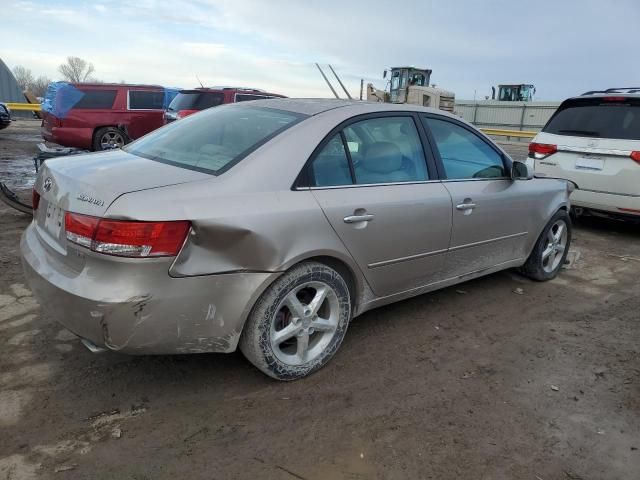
[12,65,34,91]
[58,56,97,83]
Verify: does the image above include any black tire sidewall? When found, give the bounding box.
[242,263,351,380]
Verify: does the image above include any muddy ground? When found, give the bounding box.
[1,120,639,479]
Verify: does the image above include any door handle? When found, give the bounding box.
[343,214,375,223]
[456,203,477,211]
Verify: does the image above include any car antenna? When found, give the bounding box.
[195,75,204,88]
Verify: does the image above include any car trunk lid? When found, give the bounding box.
[534,133,640,195]
[33,149,210,253]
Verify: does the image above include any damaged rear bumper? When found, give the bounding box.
[20,224,279,354]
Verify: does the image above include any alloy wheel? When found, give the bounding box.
[270,281,340,366]
[541,219,568,273]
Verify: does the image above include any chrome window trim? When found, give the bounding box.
[296,179,443,191]
[126,90,164,111]
[557,145,633,157]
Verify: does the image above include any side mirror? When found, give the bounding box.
[383,70,387,79]
[511,160,533,180]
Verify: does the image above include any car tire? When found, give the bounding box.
[521,209,572,281]
[239,261,352,381]
[93,126,127,151]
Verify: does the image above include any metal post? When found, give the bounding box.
[360,79,364,101]
[328,64,352,99]
[315,63,339,99]
[519,104,527,132]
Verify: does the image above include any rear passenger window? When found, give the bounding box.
[344,117,428,184]
[423,117,506,179]
[74,90,117,109]
[311,135,353,187]
[129,90,165,110]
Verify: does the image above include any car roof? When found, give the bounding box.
[70,83,164,89]
[247,98,457,118]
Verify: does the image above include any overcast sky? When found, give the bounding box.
[3,0,639,100]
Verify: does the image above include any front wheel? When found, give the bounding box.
[521,210,572,281]
[239,261,352,381]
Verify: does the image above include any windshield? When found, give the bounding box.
[167,91,224,112]
[125,106,306,174]
[544,98,640,140]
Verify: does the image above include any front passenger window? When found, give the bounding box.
[423,117,506,179]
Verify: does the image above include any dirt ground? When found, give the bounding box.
[1,120,639,480]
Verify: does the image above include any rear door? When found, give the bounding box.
[126,89,166,138]
[533,97,640,195]
[421,114,535,277]
[307,114,453,297]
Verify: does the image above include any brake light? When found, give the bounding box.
[602,96,627,102]
[64,212,190,257]
[529,142,558,159]
[176,109,198,119]
[32,189,40,211]
[631,151,640,165]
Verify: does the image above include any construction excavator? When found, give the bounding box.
[366,66,455,112]
[315,64,455,112]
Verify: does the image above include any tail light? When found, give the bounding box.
[631,151,640,165]
[177,109,198,119]
[32,189,40,211]
[65,212,190,257]
[529,142,558,159]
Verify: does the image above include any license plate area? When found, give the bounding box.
[575,156,605,171]
[43,202,64,239]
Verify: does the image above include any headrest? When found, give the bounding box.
[362,142,403,174]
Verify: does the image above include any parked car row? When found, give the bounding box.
[41,83,285,151]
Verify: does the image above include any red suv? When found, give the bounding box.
[164,87,286,123]
[42,83,178,151]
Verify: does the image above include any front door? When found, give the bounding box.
[421,115,533,277]
[306,115,452,297]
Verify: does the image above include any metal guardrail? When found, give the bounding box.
[6,102,42,112]
[480,128,536,139]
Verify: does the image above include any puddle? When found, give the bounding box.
[0,155,36,192]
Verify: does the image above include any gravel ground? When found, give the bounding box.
[1,121,639,480]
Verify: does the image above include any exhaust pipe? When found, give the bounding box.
[81,337,108,353]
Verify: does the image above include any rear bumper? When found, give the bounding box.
[41,125,93,149]
[20,223,279,354]
[571,189,640,217]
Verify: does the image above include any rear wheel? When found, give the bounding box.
[521,210,572,281]
[239,261,352,380]
[93,127,126,151]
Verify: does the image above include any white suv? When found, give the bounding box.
[531,89,640,220]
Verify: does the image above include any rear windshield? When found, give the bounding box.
[544,98,640,140]
[124,106,305,174]
[168,91,224,111]
[73,90,117,109]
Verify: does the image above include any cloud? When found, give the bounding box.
[2,0,639,100]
